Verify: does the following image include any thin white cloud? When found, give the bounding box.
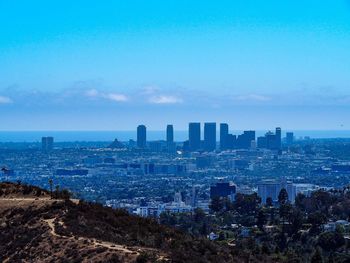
[149,95,183,104]
[234,94,271,102]
[0,96,13,104]
[103,93,128,102]
[85,89,128,102]
[85,89,99,97]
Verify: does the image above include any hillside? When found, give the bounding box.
[0,182,261,263]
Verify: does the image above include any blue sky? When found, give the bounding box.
[0,0,350,131]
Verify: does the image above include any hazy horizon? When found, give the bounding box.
[0,130,350,143]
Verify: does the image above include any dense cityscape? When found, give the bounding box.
[1,124,350,261]
[1,125,349,209]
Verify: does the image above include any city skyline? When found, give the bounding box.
[1,1,350,130]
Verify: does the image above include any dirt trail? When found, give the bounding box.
[0,197,168,261]
[43,218,138,254]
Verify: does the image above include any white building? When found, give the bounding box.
[135,192,192,218]
[258,178,296,204]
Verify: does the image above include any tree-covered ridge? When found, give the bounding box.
[160,187,350,262]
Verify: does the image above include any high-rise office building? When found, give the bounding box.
[166,125,176,153]
[286,132,294,145]
[220,123,229,150]
[189,122,201,151]
[275,127,282,150]
[237,131,255,149]
[265,131,276,150]
[137,125,147,148]
[210,182,236,201]
[257,136,267,148]
[227,134,237,149]
[166,125,174,143]
[244,131,256,143]
[204,122,216,151]
[257,127,283,150]
[42,136,54,152]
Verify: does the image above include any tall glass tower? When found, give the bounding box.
[220,123,229,150]
[166,124,174,143]
[189,122,201,151]
[204,122,216,151]
[137,125,147,148]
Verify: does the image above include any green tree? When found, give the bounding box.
[193,208,206,223]
[318,231,345,252]
[257,209,267,231]
[308,212,327,234]
[210,196,224,213]
[288,208,303,235]
[278,188,289,205]
[234,193,261,215]
[295,193,306,211]
[275,232,287,251]
[311,247,323,263]
[266,197,273,207]
[159,212,177,226]
[60,189,71,201]
[279,203,292,225]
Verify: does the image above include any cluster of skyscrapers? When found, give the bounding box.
[256,127,282,150]
[136,123,289,152]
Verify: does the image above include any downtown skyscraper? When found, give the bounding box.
[189,122,201,151]
[204,122,216,151]
[166,125,174,143]
[137,125,147,148]
[220,123,229,150]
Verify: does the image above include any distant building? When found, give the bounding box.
[286,132,294,145]
[229,159,250,170]
[196,156,212,169]
[210,181,236,201]
[42,136,54,152]
[257,128,282,150]
[257,136,267,148]
[56,169,89,176]
[258,179,296,204]
[236,131,255,149]
[265,131,276,150]
[220,123,229,150]
[149,141,162,152]
[250,140,257,150]
[136,192,192,218]
[189,122,201,151]
[294,183,317,197]
[166,124,174,143]
[137,125,147,148]
[166,125,175,153]
[204,122,216,151]
[191,185,199,208]
[275,127,282,150]
[227,134,237,149]
[128,139,136,148]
